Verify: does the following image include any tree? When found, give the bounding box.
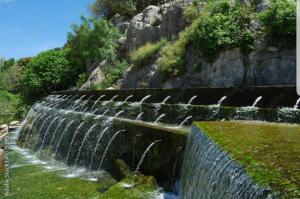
[66,16,120,71]
[20,48,75,103]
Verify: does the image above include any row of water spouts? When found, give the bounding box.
[46,94,300,128]
[20,109,163,182]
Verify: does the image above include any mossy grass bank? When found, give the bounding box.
[195,121,300,198]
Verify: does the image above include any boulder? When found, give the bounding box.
[256,0,270,12]
[80,61,106,91]
[0,124,8,135]
[111,14,131,34]
[125,0,191,52]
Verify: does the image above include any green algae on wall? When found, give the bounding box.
[195,121,300,198]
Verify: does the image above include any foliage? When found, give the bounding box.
[0,58,15,71]
[156,31,190,78]
[259,0,296,48]
[20,49,75,103]
[191,3,255,62]
[131,39,167,68]
[0,64,23,92]
[90,0,172,18]
[91,60,129,90]
[67,16,121,72]
[76,73,89,88]
[0,90,20,124]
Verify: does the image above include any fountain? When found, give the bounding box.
[89,126,110,171]
[124,95,134,102]
[132,134,142,170]
[98,130,126,169]
[135,112,144,120]
[53,120,75,158]
[187,96,197,105]
[155,114,166,123]
[162,96,172,104]
[294,97,300,109]
[73,124,99,168]
[65,122,86,163]
[140,95,151,103]
[180,116,192,127]
[47,118,67,153]
[110,95,119,102]
[252,96,263,108]
[114,110,124,118]
[90,95,106,111]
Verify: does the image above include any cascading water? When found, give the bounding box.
[140,95,151,103]
[180,116,192,127]
[47,118,67,153]
[89,126,110,171]
[98,130,126,169]
[180,126,269,199]
[155,114,166,123]
[114,110,124,118]
[252,96,263,108]
[124,95,134,102]
[65,122,86,163]
[135,112,144,120]
[187,96,197,105]
[53,120,75,158]
[73,124,99,168]
[91,95,106,111]
[294,97,300,110]
[162,96,172,104]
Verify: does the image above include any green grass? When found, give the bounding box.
[195,121,300,198]
[131,39,167,69]
[0,151,158,199]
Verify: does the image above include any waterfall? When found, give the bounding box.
[110,95,119,102]
[65,122,86,163]
[155,114,166,123]
[37,116,60,153]
[47,118,67,153]
[91,95,106,111]
[73,124,99,168]
[188,96,197,105]
[89,126,110,171]
[134,140,161,174]
[162,96,172,104]
[53,120,75,158]
[251,96,263,108]
[98,130,126,169]
[180,126,270,199]
[140,95,151,103]
[32,115,53,149]
[294,97,300,110]
[217,96,227,107]
[102,110,109,116]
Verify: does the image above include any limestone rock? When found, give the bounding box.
[126,0,190,52]
[80,61,106,91]
[111,14,130,34]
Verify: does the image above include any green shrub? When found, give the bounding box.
[131,40,167,68]
[259,0,296,48]
[191,4,255,62]
[0,90,20,124]
[157,31,190,78]
[67,17,121,71]
[20,49,75,103]
[76,73,89,88]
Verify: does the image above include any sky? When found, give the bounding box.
[0,0,93,59]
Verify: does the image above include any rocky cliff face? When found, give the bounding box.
[84,0,295,90]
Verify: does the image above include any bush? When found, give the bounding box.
[259,0,296,48]
[131,39,167,68]
[157,31,190,78]
[67,17,121,71]
[0,64,23,92]
[76,73,89,88]
[20,49,75,103]
[0,90,20,124]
